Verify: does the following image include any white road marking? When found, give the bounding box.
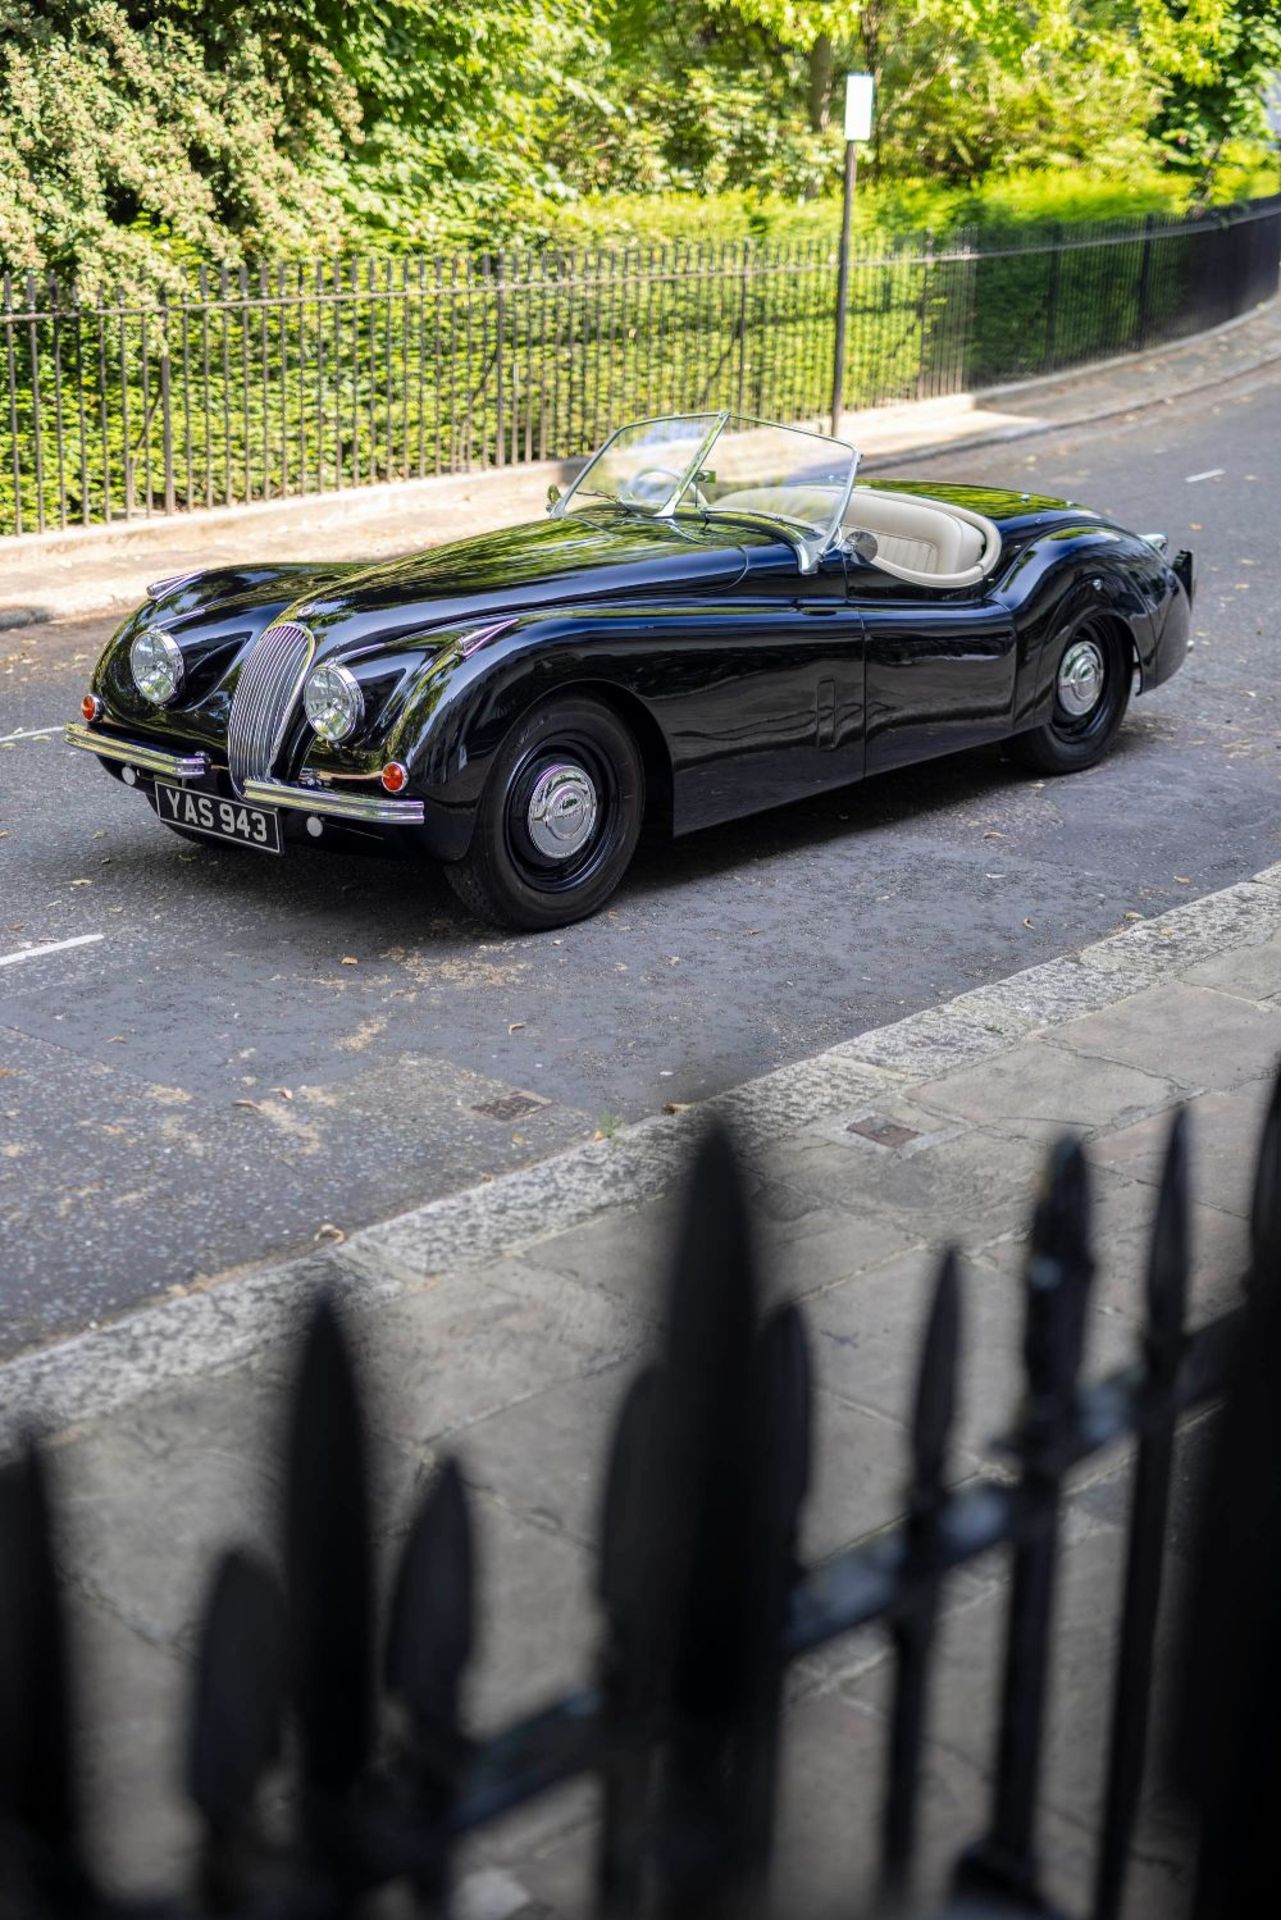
[0,724,63,743]
[0,932,104,969]
[1184,467,1225,483]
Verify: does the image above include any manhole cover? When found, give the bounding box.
[846,1113,921,1150]
[472,1091,547,1123]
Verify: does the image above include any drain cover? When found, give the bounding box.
[846,1113,921,1150]
[472,1091,547,1123]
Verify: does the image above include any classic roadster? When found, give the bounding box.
[68,413,1192,929]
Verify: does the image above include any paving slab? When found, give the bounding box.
[1046,981,1281,1095]
[912,1040,1186,1140]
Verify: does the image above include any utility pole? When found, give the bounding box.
[831,73,875,438]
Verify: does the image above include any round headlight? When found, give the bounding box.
[304,661,364,743]
[130,628,184,705]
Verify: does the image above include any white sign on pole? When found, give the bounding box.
[844,73,875,144]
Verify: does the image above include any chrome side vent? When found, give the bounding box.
[227,620,315,798]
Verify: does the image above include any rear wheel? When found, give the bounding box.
[1008,618,1131,774]
[444,696,644,929]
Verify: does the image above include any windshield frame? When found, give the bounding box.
[551,412,860,574]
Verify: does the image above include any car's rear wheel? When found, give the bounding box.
[1007,618,1131,774]
[444,695,645,929]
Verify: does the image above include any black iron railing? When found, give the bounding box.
[2,195,1278,538]
[1,1067,1278,1916]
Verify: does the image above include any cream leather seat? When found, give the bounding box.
[846,488,1001,588]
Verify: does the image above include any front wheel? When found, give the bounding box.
[444,696,645,929]
[1007,619,1131,775]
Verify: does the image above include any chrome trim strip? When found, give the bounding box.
[242,777,425,825]
[65,722,209,779]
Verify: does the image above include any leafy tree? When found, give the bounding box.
[0,0,355,284]
[1139,0,1281,181]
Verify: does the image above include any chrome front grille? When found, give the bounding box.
[227,620,315,797]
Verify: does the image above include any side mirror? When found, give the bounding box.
[547,483,562,509]
[843,528,878,564]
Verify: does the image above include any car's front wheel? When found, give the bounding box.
[1007,618,1132,774]
[444,695,645,929]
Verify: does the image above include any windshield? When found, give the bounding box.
[556,412,858,564]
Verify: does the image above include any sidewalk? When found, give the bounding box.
[2,296,1278,628]
[15,862,1281,1914]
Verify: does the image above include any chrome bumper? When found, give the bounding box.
[65,722,209,779]
[242,777,425,825]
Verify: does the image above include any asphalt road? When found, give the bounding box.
[3,367,1280,1354]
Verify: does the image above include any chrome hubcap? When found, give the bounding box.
[526,762,598,860]
[1057,638,1105,718]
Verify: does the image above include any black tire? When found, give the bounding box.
[1007,617,1131,775]
[444,695,645,929]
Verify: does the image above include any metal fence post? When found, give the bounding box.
[1042,224,1063,373]
[159,289,175,515]
[1134,213,1157,351]
[494,248,506,468]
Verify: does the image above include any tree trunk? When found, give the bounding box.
[809,33,834,132]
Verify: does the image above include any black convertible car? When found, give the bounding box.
[68,413,1192,928]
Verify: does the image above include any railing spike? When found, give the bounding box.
[386,1454,475,1735]
[0,1440,84,1909]
[910,1247,962,1508]
[285,1294,375,1813]
[955,1135,1093,1910]
[188,1548,286,1901]
[384,1456,475,1911]
[1248,1061,1281,1287]
[1145,1105,1190,1357]
[1092,1108,1189,1920]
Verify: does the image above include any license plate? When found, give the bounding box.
[155,780,281,853]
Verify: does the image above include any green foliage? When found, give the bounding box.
[0,1,356,288]
[1139,0,1281,176]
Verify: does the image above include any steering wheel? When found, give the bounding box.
[618,464,683,510]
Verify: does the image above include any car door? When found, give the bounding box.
[859,578,1018,776]
[657,546,867,834]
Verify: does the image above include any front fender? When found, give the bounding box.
[381,615,663,856]
[999,526,1176,728]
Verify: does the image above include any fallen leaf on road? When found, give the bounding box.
[508,1021,526,1034]
[663,1101,691,1115]
[233,1098,265,1112]
[108,1034,126,1044]
[983,830,1005,840]
[340,955,358,966]
[1123,910,1144,921]
[271,1087,293,1101]
[70,877,93,887]
[315,1222,346,1243]
[0,1068,15,1080]
[1023,917,1035,929]
[1174,875,1192,885]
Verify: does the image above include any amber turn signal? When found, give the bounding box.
[81,693,102,722]
[381,761,408,794]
